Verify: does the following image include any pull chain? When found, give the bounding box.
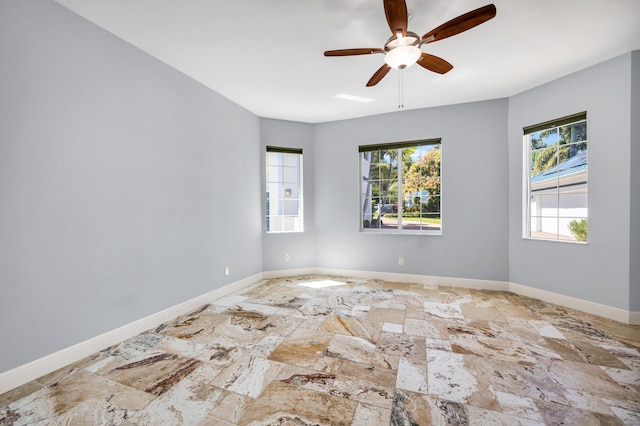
[398,68,404,109]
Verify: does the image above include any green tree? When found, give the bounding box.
[531,122,586,176]
[367,147,415,202]
[403,146,441,212]
[568,219,587,241]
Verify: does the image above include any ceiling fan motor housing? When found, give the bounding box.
[384,31,421,69]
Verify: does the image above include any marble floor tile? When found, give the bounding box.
[237,381,358,425]
[424,301,465,322]
[536,399,625,425]
[390,389,435,425]
[395,357,427,394]
[330,359,397,409]
[495,391,545,423]
[381,322,403,333]
[102,352,202,396]
[460,303,506,322]
[267,327,333,368]
[324,334,376,364]
[1,369,155,425]
[126,375,227,425]
[466,405,546,426]
[319,314,381,341]
[366,307,406,324]
[376,331,426,359]
[427,349,500,410]
[202,391,254,424]
[209,355,283,398]
[2,274,640,425]
[160,309,230,345]
[351,403,391,426]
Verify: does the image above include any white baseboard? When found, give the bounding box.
[257,268,639,325]
[508,282,638,325]
[313,267,510,291]
[262,268,316,280]
[2,269,637,396]
[0,273,262,395]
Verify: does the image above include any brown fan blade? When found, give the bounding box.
[422,4,496,44]
[324,48,384,57]
[366,64,391,87]
[416,53,453,74]
[384,0,408,37]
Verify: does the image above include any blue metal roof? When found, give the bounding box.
[531,150,587,185]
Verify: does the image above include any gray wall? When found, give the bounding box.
[0,0,262,372]
[508,53,633,310]
[630,51,640,312]
[313,100,510,281]
[260,119,316,271]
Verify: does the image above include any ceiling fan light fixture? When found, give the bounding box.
[384,45,421,69]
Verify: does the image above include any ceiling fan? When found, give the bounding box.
[324,1,496,86]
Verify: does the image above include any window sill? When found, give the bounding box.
[360,230,443,236]
[521,236,587,245]
[266,230,305,234]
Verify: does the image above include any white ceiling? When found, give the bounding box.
[54,0,640,123]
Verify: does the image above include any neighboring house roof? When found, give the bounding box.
[531,150,587,189]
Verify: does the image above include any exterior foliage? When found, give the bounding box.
[403,146,441,212]
[568,219,588,241]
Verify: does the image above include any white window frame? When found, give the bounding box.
[359,139,442,235]
[523,112,587,243]
[265,146,303,233]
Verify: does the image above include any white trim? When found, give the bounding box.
[508,282,636,325]
[2,269,637,395]
[261,268,316,280]
[0,273,262,395]
[313,267,509,291]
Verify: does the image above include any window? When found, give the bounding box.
[360,139,441,233]
[524,112,587,242]
[266,146,303,233]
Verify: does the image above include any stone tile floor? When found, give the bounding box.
[1,275,639,425]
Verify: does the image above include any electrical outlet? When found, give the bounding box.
[224,266,230,276]
[398,257,404,266]
[285,253,290,261]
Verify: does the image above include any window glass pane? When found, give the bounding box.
[422,195,440,213]
[361,153,373,174]
[266,151,280,164]
[282,153,299,167]
[421,213,441,231]
[282,166,299,184]
[530,193,558,218]
[530,216,559,240]
[266,182,280,198]
[558,189,587,217]
[266,148,303,233]
[268,198,283,215]
[562,217,588,242]
[558,145,587,173]
[283,199,299,216]
[559,121,587,143]
[267,216,283,233]
[266,165,281,182]
[380,150,392,164]
[379,213,398,230]
[524,117,587,242]
[530,128,559,150]
[360,140,441,233]
[282,216,301,232]
[531,146,559,177]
